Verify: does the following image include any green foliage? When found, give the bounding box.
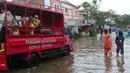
[80,1,114,30]
[88,28,97,36]
[80,0,130,29]
[116,24,125,28]
[96,11,113,25]
[114,14,130,28]
[79,1,99,24]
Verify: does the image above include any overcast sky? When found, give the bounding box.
[69,0,130,14]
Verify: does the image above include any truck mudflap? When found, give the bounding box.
[69,39,74,52]
[0,53,8,70]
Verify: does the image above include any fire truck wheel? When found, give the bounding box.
[28,54,40,69]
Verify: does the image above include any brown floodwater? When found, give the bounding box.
[1,32,130,73]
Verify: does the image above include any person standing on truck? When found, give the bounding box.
[22,16,34,34]
[33,15,40,34]
[115,31,124,57]
[23,16,33,27]
[21,15,40,34]
[14,16,33,34]
[104,29,112,56]
[8,21,20,35]
[33,15,40,28]
[0,24,6,52]
[11,25,20,35]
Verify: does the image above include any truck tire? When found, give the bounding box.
[28,54,40,69]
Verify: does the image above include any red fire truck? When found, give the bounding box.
[0,0,73,70]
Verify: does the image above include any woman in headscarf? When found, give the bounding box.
[115,31,124,57]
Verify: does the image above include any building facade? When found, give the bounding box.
[79,9,86,24]
[51,0,79,25]
[61,1,79,25]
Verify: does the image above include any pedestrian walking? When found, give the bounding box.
[115,31,124,57]
[109,28,112,34]
[104,29,112,56]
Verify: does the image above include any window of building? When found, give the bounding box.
[44,0,51,8]
[75,11,78,17]
[69,9,72,15]
[65,8,69,14]
[64,8,73,15]
[55,5,60,10]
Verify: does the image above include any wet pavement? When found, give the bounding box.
[1,32,130,73]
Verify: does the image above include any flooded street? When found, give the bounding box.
[1,32,130,73]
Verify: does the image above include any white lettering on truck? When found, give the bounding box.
[0,64,5,66]
[29,44,52,50]
[26,38,56,45]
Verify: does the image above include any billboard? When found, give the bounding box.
[31,0,43,5]
[31,0,44,8]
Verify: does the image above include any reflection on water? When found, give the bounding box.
[116,57,125,73]
[104,56,112,72]
[1,33,130,73]
[0,55,75,73]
